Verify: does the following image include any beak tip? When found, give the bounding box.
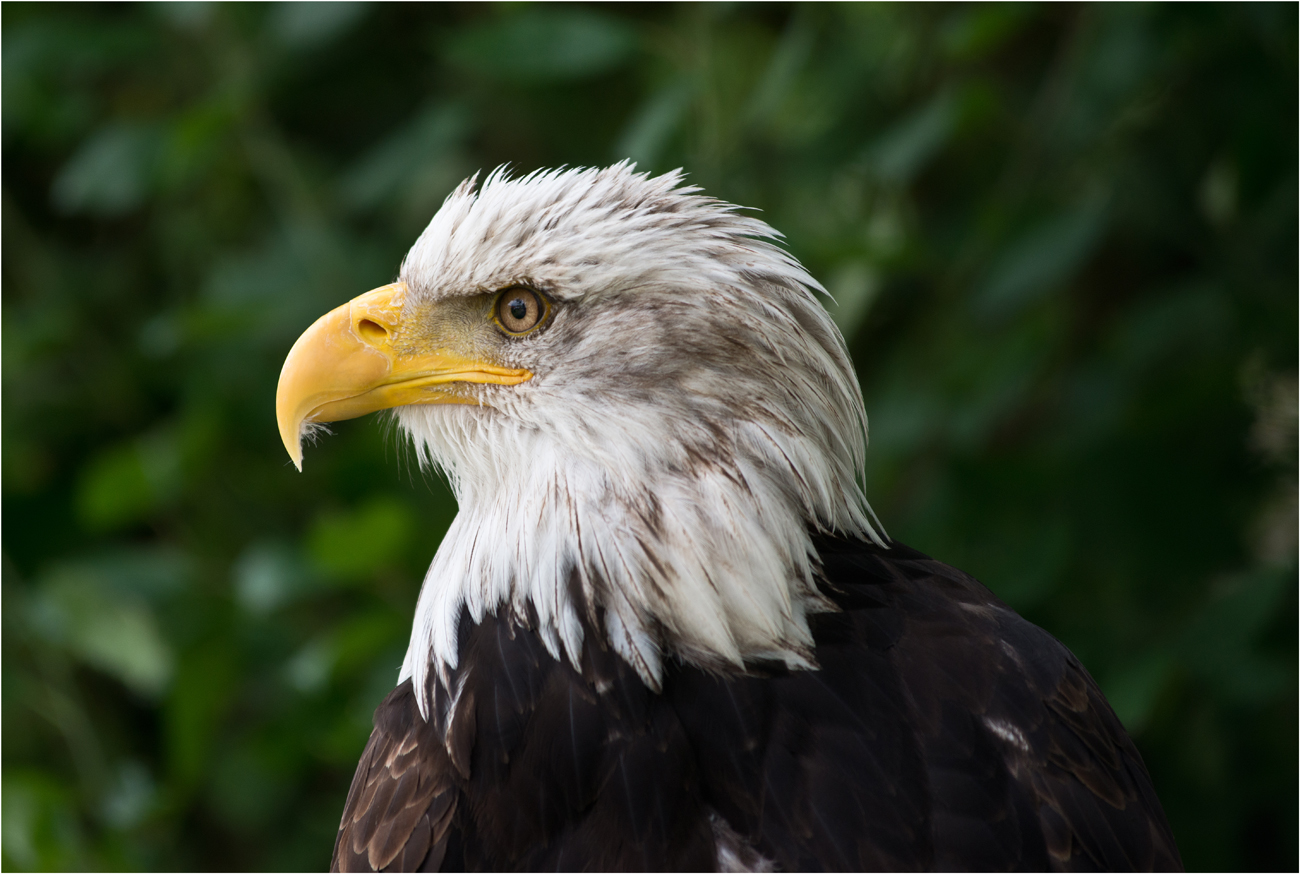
[278,415,306,472]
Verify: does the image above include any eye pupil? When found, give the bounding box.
[509,299,528,319]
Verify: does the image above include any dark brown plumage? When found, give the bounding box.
[331,536,1181,872]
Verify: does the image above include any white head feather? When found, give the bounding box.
[394,163,883,719]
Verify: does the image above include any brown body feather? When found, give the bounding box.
[332,537,1181,872]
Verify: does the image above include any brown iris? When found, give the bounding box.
[495,287,547,335]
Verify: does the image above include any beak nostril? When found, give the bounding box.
[357,319,388,345]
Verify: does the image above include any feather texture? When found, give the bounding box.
[332,536,1180,872]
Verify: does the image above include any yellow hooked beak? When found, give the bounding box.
[276,282,532,470]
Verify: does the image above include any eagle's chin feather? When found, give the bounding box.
[391,163,883,720]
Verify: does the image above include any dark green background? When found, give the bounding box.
[3,3,1296,870]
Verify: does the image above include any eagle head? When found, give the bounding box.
[277,164,881,717]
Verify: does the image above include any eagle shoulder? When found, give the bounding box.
[331,684,457,872]
[814,535,1183,871]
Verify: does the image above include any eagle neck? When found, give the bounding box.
[396,406,880,721]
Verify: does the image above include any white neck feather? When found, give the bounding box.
[397,397,880,719]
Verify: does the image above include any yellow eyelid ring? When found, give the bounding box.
[276,281,533,470]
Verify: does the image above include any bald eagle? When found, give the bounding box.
[277,164,1181,872]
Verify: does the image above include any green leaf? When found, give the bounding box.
[615,79,694,170]
[51,123,162,216]
[165,641,239,789]
[285,634,334,694]
[30,567,174,698]
[444,9,636,83]
[307,495,416,582]
[824,259,880,341]
[1103,651,1174,734]
[974,197,1107,319]
[867,90,958,185]
[1180,568,1294,704]
[268,2,366,50]
[234,540,314,616]
[100,761,156,830]
[75,430,182,532]
[940,5,1035,60]
[340,103,471,212]
[1,771,87,871]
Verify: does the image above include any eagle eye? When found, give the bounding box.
[494,287,547,335]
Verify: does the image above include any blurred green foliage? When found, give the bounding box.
[2,3,1295,870]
